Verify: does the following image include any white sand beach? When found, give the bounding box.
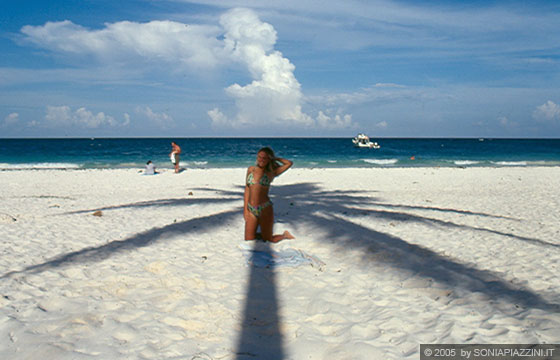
[1,167,559,359]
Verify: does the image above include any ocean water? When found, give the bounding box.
[0,138,559,170]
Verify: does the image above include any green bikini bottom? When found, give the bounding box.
[247,200,273,218]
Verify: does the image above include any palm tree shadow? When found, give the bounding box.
[2,189,245,277]
[3,187,287,358]
[235,241,284,359]
[1,208,241,279]
[61,196,240,215]
[3,180,558,360]
[271,182,559,312]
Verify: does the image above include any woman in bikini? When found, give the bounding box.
[244,147,294,242]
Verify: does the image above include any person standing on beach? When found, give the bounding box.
[170,141,181,173]
[244,147,295,243]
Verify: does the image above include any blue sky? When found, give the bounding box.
[1,0,559,138]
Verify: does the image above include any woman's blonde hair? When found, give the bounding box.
[258,147,281,172]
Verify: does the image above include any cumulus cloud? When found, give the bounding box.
[44,105,122,128]
[2,112,19,127]
[207,108,229,127]
[21,8,355,131]
[316,111,355,130]
[212,8,314,128]
[136,106,175,129]
[210,8,352,130]
[533,100,560,123]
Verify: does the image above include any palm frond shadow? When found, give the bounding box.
[369,202,520,220]
[355,208,559,249]
[271,182,559,312]
[61,196,240,215]
[1,208,241,279]
[5,190,287,359]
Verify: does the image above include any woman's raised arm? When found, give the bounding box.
[274,158,293,176]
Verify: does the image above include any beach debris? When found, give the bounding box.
[0,212,17,222]
[191,353,213,360]
[188,191,194,196]
[92,211,103,217]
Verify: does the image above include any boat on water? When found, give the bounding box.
[352,133,380,149]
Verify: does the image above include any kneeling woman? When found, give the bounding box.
[244,147,294,242]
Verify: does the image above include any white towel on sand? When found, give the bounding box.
[239,242,325,270]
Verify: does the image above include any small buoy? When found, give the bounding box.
[410,156,415,160]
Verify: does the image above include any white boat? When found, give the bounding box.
[352,133,380,149]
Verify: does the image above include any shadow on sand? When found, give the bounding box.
[2,180,559,359]
[272,182,560,312]
[1,198,241,279]
[235,240,284,359]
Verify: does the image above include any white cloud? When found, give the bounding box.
[214,8,314,128]
[45,105,72,126]
[181,0,560,55]
[74,107,117,128]
[533,100,560,123]
[136,106,175,129]
[316,111,354,130]
[21,20,224,69]
[123,113,131,127]
[211,8,352,130]
[373,83,406,88]
[207,108,229,127]
[375,121,388,129]
[497,115,519,129]
[21,9,353,131]
[311,83,435,106]
[44,105,121,128]
[2,112,19,127]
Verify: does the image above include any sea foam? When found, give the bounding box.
[454,160,480,166]
[493,161,528,166]
[0,163,81,170]
[363,159,399,165]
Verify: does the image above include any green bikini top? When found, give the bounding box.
[246,171,273,187]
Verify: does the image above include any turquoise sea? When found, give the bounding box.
[0,138,559,170]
